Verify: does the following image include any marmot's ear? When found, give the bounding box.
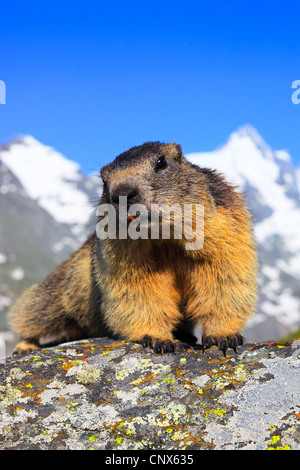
[100,164,111,182]
[166,143,183,163]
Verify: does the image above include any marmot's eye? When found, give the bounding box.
[155,155,167,171]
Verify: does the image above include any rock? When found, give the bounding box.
[0,338,299,450]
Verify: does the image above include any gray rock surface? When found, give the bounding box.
[0,337,299,450]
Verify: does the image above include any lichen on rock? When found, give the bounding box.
[0,337,299,450]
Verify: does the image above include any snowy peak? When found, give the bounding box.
[218,125,293,172]
[0,157,28,198]
[223,124,277,162]
[187,126,286,207]
[0,135,100,231]
[187,125,299,215]
[219,125,291,167]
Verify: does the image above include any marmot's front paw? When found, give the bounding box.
[140,335,176,354]
[13,340,40,356]
[202,334,244,356]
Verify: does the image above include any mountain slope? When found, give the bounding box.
[0,136,101,235]
[0,137,101,329]
[186,125,300,340]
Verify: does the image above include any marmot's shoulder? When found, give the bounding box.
[181,159,247,214]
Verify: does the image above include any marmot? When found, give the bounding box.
[9,142,258,356]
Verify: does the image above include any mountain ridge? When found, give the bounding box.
[0,135,101,234]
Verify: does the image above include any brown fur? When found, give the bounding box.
[9,142,258,355]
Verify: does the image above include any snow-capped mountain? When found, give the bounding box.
[0,136,101,235]
[0,136,100,329]
[186,125,300,340]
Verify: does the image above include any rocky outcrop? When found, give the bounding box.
[0,338,299,450]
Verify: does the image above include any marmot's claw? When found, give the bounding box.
[154,340,175,354]
[202,334,244,356]
[228,334,244,354]
[202,335,217,352]
[140,335,176,354]
[141,334,152,348]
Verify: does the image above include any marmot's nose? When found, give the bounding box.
[110,185,139,207]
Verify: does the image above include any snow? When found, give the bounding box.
[275,150,291,162]
[9,267,25,281]
[0,136,91,227]
[0,253,7,264]
[52,237,79,253]
[277,257,300,281]
[188,126,282,209]
[0,296,13,312]
[260,289,300,326]
[262,266,282,294]
[296,168,300,194]
[0,183,18,194]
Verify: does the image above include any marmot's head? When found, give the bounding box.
[100,142,191,211]
[98,141,245,250]
[98,142,207,248]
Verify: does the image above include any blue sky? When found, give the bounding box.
[0,1,300,173]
